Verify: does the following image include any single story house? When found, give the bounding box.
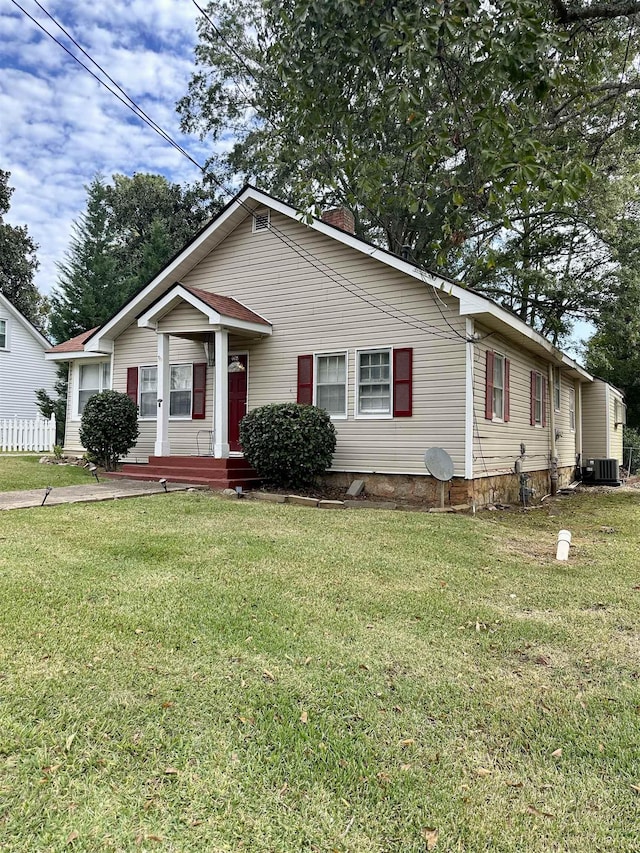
[46,186,624,505]
[1,291,57,420]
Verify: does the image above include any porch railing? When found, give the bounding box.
[0,414,56,453]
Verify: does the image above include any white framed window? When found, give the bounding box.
[170,364,192,417]
[139,366,157,419]
[569,386,576,432]
[315,352,347,418]
[0,318,7,350]
[533,371,544,426]
[553,366,561,411]
[357,348,391,417]
[493,353,505,420]
[77,361,111,417]
[138,364,194,419]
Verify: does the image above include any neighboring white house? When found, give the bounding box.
[46,186,625,505]
[0,292,57,419]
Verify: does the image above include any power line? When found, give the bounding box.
[29,0,198,168]
[12,0,472,343]
[9,0,203,171]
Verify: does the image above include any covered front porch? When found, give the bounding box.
[136,282,272,460]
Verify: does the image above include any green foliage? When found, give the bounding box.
[35,366,68,446]
[239,403,336,488]
[585,267,640,429]
[0,170,47,329]
[180,0,640,341]
[49,173,218,344]
[79,390,139,471]
[52,444,63,460]
[622,426,640,474]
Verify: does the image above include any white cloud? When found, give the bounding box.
[0,0,222,297]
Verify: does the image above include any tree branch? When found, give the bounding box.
[551,0,640,23]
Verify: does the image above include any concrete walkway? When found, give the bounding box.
[0,479,199,511]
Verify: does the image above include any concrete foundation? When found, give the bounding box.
[322,465,577,508]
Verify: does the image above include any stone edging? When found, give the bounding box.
[231,490,472,513]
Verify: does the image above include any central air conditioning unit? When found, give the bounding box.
[581,458,620,486]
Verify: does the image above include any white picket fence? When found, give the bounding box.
[0,414,56,453]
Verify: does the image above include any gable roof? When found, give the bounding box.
[137,283,271,330]
[0,292,51,350]
[53,184,589,379]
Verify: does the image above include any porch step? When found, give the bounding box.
[109,455,261,491]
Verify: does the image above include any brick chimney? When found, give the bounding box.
[320,206,356,235]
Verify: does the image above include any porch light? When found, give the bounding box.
[203,335,215,368]
[228,356,245,373]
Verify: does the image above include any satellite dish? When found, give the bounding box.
[424,447,454,482]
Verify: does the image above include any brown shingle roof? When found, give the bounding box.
[47,327,99,353]
[181,284,270,327]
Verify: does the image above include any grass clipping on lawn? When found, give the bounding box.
[0,491,639,851]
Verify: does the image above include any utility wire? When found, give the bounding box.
[29,0,197,167]
[9,0,203,171]
[12,0,472,343]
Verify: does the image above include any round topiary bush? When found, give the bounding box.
[80,390,140,471]
[239,403,337,489]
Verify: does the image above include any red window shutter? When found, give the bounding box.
[485,350,494,420]
[192,362,207,419]
[542,375,548,427]
[126,367,138,406]
[530,371,536,426]
[504,359,511,422]
[393,348,413,417]
[297,355,313,404]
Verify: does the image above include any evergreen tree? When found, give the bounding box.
[0,170,47,329]
[49,173,217,343]
[49,176,121,342]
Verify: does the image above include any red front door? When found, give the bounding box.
[228,354,248,452]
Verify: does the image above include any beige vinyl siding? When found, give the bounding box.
[609,387,624,462]
[581,381,608,460]
[157,303,212,334]
[63,362,83,453]
[179,210,468,475]
[554,375,580,469]
[472,329,578,477]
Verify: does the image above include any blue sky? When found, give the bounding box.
[0,0,222,296]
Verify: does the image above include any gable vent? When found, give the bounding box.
[252,208,271,232]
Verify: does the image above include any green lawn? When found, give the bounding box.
[0,490,639,851]
[0,455,92,492]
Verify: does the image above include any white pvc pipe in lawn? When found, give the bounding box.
[556,529,572,561]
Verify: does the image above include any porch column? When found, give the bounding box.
[155,332,171,456]
[213,328,229,458]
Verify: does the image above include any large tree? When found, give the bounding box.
[0,170,47,329]
[179,0,640,341]
[49,173,218,343]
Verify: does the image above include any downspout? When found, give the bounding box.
[464,318,475,481]
[548,363,558,496]
[605,383,611,458]
[575,381,583,472]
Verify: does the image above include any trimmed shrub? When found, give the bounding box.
[239,403,336,489]
[80,390,139,471]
